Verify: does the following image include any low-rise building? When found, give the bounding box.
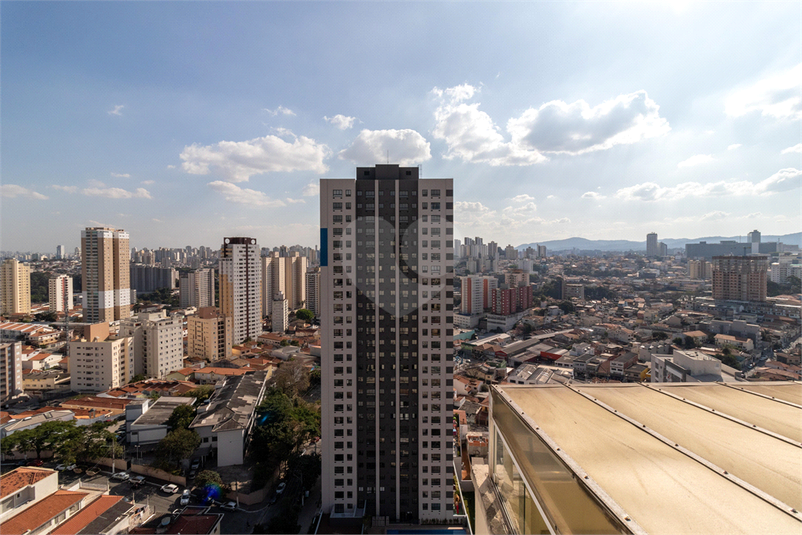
[127,396,195,445]
[651,349,722,382]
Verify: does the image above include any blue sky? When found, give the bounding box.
[2,1,800,253]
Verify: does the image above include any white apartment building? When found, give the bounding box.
[119,311,184,378]
[271,292,289,333]
[306,267,321,316]
[0,341,23,403]
[48,274,73,313]
[69,324,134,392]
[651,349,721,382]
[1,259,31,315]
[320,165,455,523]
[219,237,261,345]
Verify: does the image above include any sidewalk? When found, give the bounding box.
[297,476,322,533]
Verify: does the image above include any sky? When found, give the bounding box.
[1,1,800,253]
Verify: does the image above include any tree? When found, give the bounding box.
[652,331,668,341]
[186,386,215,403]
[35,311,58,322]
[273,360,310,398]
[558,300,575,314]
[130,374,147,383]
[195,469,223,489]
[295,309,314,322]
[156,428,200,466]
[167,404,196,431]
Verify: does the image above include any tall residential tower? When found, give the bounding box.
[0,259,31,316]
[320,165,455,523]
[219,237,261,345]
[81,227,131,323]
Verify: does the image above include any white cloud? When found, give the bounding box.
[180,132,330,182]
[781,143,802,154]
[339,129,431,166]
[432,85,669,166]
[108,105,124,116]
[615,168,801,201]
[512,201,537,213]
[511,194,535,202]
[725,63,802,120]
[111,172,131,178]
[700,211,730,221]
[546,195,556,199]
[727,144,742,151]
[507,90,670,155]
[1,184,48,200]
[263,106,296,116]
[82,186,152,199]
[286,198,306,204]
[141,180,155,185]
[324,114,356,130]
[551,217,571,224]
[746,212,762,218]
[207,181,286,207]
[677,154,715,168]
[302,182,319,197]
[581,191,605,199]
[166,165,176,169]
[51,185,78,193]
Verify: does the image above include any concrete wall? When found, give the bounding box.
[130,463,186,486]
[216,429,244,467]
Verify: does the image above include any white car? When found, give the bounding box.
[222,501,237,511]
[111,472,130,481]
[161,483,179,494]
[130,475,146,486]
[56,464,67,471]
[65,464,77,471]
[180,489,191,506]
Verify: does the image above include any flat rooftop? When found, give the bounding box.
[494,382,802,535]
[190,370,267,432]
[132,397,194,427]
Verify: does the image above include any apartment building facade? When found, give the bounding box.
[262,251,307,316]
[320,165,455,523]
[712,255,769,302]
[187,307,232,361]
[48,275,74,313]
[219,237,261,345]
[179,268,215,309]
[81,227,131,323]
[69,324,134,392]
[0,341,23,402]
[459,275,498,315]
[119,311,184,378]
[0,259,31,316]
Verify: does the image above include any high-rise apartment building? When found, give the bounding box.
[712,255,769,302]
[271,292,289,333]
[646,232,659,257]
[119,311,184,378]
[305,268,321,316]
[48,275,74,313]
[187,307,232,361]
[56,245,66,260]
[219,237,261,345]
[0,341,23,402]
[320,165,454,522]
[179,268,215,309]
[491,286,533,315]
[81,227,131,323]
[69,323,134,392]
[688,259,712,280]
[460,275,498,315]
[262,251,307,316]
[0,259,31,315]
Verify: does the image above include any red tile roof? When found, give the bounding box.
[165,514,222,534]
[51,495,123,535]
[0,467,55,499]
[2,490,87,535]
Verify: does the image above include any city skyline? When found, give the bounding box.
[1,2,800,252]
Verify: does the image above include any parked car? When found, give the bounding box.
[111,472,130,481]
[180,489,191,506]
[65,464,76,471]
[221,501,237,511]
[131,476,146,487]
[187,469,197,480]
[190,459,200,470]
[27,459,44,467]
[56,464,68,471]
[161,483,179,494]
[275,482,286,495]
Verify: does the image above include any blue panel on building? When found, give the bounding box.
[320,228,328,267]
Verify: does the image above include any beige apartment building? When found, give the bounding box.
[1,259,31,315]
[712,255,769,302]
[187,307,232,360]
[119,311,184,378]
[48,274,73,312]
[69,323,134,392]
[0,341,23,402]
[262,251,307,316]
[81,227,131,323]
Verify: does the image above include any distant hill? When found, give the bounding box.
[517,232,802,252]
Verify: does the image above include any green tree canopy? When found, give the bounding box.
[272,360,310,398]
[156,428,201,466]
[295,309,314,322]
[167,404,196,431]
[195,469,223,489]
[185,386,215,403]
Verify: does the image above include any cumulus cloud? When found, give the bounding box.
[1,184,48,200]
[286,198,306,204]
[207,181,286,207]
[677,154,715,168]
[511,194,535,202]
[727,144,742,151]
[180,132,330,182]
[141,180,155,185]
[111,172,130,178]
[302,182,319,197]
[324,114,356,130]
[581,191,605,199]
[512,202,537,213]
[51,185,78,193]
[432,84,668,166]
[615,168,801,201]
[264,106,296,116]
[82,186,152,199]
[108,105,124,116]
[725,63,802,120]
[546,195,556,199]
[339,129,431,166]
[700,211,730,221]
[781,143,802,154]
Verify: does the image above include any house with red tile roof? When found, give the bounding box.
[1,489,88,535]
[0,467,59,522]
[51,495,125,535]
